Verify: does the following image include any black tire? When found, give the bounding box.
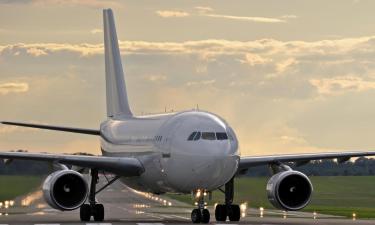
[228,204,240,221]
[80,204,91,222]
[191,209,201,223]
[215,204,227,222]
[201,209,210,223]
[93,204,105,221]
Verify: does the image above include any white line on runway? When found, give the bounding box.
[86,223,112,225]
[169,215,190,220]
[137,223,164,225]
[35,224,60,225]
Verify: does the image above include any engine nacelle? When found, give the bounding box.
[267,170,313,211]
[43,170,88,211]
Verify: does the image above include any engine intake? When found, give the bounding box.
[43,170,88,211]
[267,170,313,211]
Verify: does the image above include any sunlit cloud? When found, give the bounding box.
[281,14,298,19]
[90,28,102,34]
[26,47,47,57]
[3,36,373,57]
[0,82,29,95]
[156,10,189,18]
[310,76,375,96]
[145,74,167,82]
[0,0,121,8]
[195,6,213,13]
[186,79,216,87]
[239,53,272,66]
[204,13,286,23]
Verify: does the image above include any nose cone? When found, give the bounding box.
[164,111,240,192]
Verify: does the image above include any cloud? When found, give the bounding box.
[186,79,216,87]
[0,82,29,95]
[240,53,272,66]
[310,76,375,96]
[26,47,47,57]
[90,28,102,34]
[0,0,121,8]
[281,14,298,19]
[205,13,285,23]
[156,10,190,18]
[145,74,167,82]
[195,6,213,13]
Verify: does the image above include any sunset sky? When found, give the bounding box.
[2,0,375,156]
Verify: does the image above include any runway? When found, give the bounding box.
[0,176,372,225]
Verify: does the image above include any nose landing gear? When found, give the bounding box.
[191,190,210,223]
[215,177,241,222]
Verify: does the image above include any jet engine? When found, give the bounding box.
[266,170,313,211]
[42,170,89,211]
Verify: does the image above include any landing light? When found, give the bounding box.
[283,211,287,219]
[259,206,264,218]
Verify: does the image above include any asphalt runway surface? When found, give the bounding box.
[0,176,372,225]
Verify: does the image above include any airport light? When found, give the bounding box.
[313,211,317,219]
[259,206,264,218]
[352,212,356,220]
[283,211,287,219]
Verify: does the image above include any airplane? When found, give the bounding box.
[1,8,375,223]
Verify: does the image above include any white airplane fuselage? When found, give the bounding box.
[100,110,240,194]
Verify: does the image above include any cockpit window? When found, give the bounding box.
[216,132,228,140]
[202,132,216,140]
[188,131,229,141]
[187,132,197,141]
[193,131,201,140]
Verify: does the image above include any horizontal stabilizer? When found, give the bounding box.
[1,121,100,135]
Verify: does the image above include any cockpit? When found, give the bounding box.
[187,131,231,141]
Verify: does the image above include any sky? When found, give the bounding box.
[1,0,375,156]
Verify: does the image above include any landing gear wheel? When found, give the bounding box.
[201,209,210,223]
[80,204,91,221]
[215,204,227,222]
[191,209,201,223]
[93,204,105,221]
[228,204,240,221]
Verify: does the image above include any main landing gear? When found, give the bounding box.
[191,190,210,223]
[215,177,241,222]
[80,169,119,222]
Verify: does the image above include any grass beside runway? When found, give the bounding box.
[167,176,375,218]
[0,175,43,202]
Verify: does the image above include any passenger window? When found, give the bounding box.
[216,132,228,140]
[193,131,201,141]
[187,132,197,141]
[202,132,216,140]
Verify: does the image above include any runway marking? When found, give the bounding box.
[137,223,164,225]
[86,223,112,225]
[169,215,190,220]
[35,224,60,225]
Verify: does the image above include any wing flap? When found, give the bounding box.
[0,151,143,177]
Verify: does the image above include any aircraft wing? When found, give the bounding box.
[0,151,144,177]
[239,151,375,169]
